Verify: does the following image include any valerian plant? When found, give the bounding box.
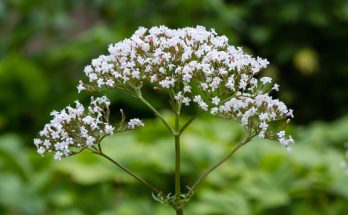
[35,26,294,214]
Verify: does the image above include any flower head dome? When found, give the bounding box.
[79,26,294,149]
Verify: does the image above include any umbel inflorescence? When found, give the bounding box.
[34,25,294,213]
[34,96,143,160]
[77,25,293,148]
[36,25,293,159]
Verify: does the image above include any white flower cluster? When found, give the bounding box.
[34,96,114,160]
[128,118,144,129]
[78,26,294,149]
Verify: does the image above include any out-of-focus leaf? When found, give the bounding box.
[54,150,134,185]
[192,189,250,215]
[0,134,31,179]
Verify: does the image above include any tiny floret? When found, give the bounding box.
[77,81,86,93]
[128,118,145,129]
[260,77,272,85]
[272,83,280,91]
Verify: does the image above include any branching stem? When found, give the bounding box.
[179,111,202,135]
[136,90,175,134]
[131,89,255,214]
[92,146,165,199]
[186,134,256,198]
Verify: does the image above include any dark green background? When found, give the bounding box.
[0,0,348,214]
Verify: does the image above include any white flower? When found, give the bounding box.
[258,131,266,138]
[34,138,42,147]
[174,92,183,101]
[212,97,220,105]
[77,81,86,93]
[272,83,279,91]
[193,95,208,111]
[259,112,269,121]
[86,136,96,147]
[182,97,191,106]
[159,77,175,88]
[37,147,45,156]
[200,83,208,90]
[210,77,222,90]
[287,109,294,118]
[104,124,114,135]
[183,85,191,93]
[260,77,272,84]
[80,126,88,138]
[210,107,218,114]
[54,151,63,160]
[199,102,208,111]
[226,76,235,90]
[239,74,248,90]
[106,79,115,87]
[277,131,286,139]
[84,65,93,75]
[43,140,51,147]
[82,115,95,125]
[277,131,293,148]
[259,122,268,130]
[128,118,144,129]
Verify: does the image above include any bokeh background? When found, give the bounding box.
[1,0,348,214]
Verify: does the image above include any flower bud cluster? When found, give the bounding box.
[34,96,114,160]
[79,26,294,149]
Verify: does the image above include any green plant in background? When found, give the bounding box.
[343,143,348,174]
[3,115,348,215]
[33,26,294,214]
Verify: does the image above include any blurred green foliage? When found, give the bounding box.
[1,115,348,215]
[1,0,348,214]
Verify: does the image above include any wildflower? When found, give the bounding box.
[272,84,280,91]
[104,124,115,135]
[260,77,272,84]
[77,81,85,93]
[128,118,144,129]
[212,97,220,105]
[182,97,191,106]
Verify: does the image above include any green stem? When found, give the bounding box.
[176,208,183,215]
[95,150,164,198]
[175,134,181,198]
[136,91,175,134]
[179,111,202,135]
[174,111,183,214]
[187,135,255,198]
